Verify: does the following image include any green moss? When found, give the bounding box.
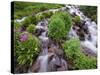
[63,38,97,69]
[74,16,81,23]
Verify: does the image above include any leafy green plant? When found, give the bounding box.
[26,24,36,33]
[15,32,40,65]
[36,14,45,21]
[21,15,37,27]
[14,21,21,30]
[48,12,72,41]
[48,18,66,41]
[62,38,97,69]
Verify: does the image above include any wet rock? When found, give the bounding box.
[54,55,61,67]
[35,28,45,36]
[81,46,97,57]
[57,59,68,71]
[41,22,46,26]
[48,53,55,62]
[48,46,63,57]
[30,60,40,72]
[48,56,68,71]
[48,47,55,53]
[77,29,85,41]
[82,25,89,34]
[55,49,64,58]
[48,55,61,71]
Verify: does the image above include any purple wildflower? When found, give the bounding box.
[20,33,28,42]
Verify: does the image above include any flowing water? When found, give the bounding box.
[66,5,97,55]
[15,5,97,72]
[36,19,49,72]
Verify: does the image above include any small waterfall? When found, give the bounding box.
[66,5,97,55]
[36,19,49,72]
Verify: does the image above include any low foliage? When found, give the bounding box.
[63,38,97,69]
[21,15,37,27]
[74,16,81,23]
[14,21,21,30]
[48,18,66,41]
[15,32,40,65]
[48,12,72,41]
[26,24,36,33]
[13,1,64,19]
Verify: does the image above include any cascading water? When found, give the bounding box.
[36,19,49,72]
[66,5,97,55]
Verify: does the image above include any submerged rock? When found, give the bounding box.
[35,28,45,36]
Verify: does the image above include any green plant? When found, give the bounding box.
[48,12,72,41]
[26,24,36,33]
[42,11,53,18]
[14,21,21,30]
[62,38,97,69]
[15,32,40,65]
[63,38,81,60]
[74,55,97,69]
[21,15,37,27]
[74,16,81,23]
[48,17,66,41]
[36,14,45,21]
[50,12,72,34]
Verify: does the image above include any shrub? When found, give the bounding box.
[15,32,40,65]
[48,18,66,41]
[63,38,81,60]
[62,38,97,69]
[48,12,72,41]
[21,15,37,27]
[74,55,97,69]
[26,24,36,33]
[50,12,72,34]
[36,14,45,21]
